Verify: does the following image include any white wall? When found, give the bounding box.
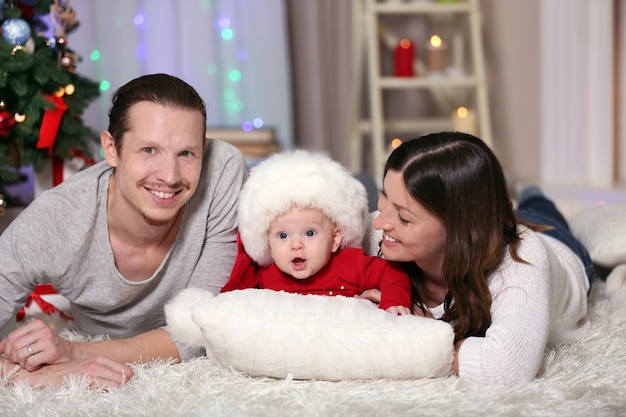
[481,0,541,182]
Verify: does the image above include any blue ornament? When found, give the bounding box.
[2,18,32,46]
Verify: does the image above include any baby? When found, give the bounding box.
[222,150,411,315]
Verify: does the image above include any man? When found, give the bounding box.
[0,74,247,387]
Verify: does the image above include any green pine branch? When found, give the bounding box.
[0,0,101,184]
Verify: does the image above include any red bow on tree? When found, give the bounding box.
[36,94,68,155]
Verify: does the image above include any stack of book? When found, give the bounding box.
[206,128,279,165]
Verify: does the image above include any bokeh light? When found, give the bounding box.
[252,118,264,128]
[223,89,236,100]
[218,18,231,29]
[225,101,244,113]
[64,84,75,95]
[134,14,145,26]
[228,70,242,82]
[135,43,147,61]
[430,35,442,48]
[221,28,234,40]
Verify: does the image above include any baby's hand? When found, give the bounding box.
[355,289,381,304]
[385,305,411,316]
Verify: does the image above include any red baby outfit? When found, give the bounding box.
[222,235,412,310]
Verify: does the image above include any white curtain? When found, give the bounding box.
[285,0,354,167]
[67,0,293,150]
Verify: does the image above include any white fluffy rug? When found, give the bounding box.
[1,280,625,417]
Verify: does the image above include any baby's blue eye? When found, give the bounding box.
[305,230,315,237]
[279,232,287,239]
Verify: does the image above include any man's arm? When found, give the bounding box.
[1,324,177,388]
[71,328,180,364]
[2,321,179,371]
[1,355,133,388]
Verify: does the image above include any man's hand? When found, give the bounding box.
[3,356,134,389]
[1,319,75,371]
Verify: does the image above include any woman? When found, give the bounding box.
[369,132,593,387]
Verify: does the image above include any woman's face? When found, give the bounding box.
[372,170,447,271]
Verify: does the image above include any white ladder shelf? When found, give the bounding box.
[349,0,493,182]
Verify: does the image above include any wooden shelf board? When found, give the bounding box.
[378,75,478,89]
[359,117,453,134]
[371,2,471,15]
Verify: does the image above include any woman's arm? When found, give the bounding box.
[455,235,552,386]
[452,339,464,375]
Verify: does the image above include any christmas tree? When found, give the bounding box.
[0,0,100,184]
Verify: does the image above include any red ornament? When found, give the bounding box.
[16,2,36,18]
[0,109,16,137]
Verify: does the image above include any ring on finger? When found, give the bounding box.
[27,345,34,356]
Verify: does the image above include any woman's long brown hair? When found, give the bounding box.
[384,132,528,341]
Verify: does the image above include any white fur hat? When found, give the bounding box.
[238,150,369,266]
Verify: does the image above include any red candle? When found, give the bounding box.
[394,38,414,77]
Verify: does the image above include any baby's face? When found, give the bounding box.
[268,207,341,279]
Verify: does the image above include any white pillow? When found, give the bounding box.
[569,202,626,268]
[165,288,454,381]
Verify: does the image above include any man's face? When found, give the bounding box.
[101,101,206,227]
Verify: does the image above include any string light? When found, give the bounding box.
[390,138,403,149]
[430,35,442,47]
[64,84,75,95]
[91,10,257,123]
